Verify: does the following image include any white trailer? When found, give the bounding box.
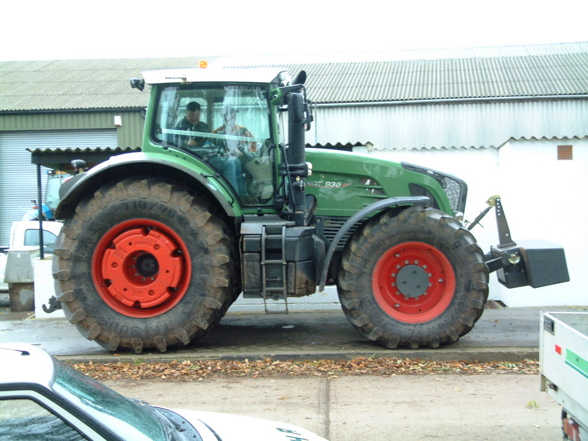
[540,311,588,440]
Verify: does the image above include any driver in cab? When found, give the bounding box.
[175,101,210,148]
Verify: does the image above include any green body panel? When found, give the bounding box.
[130,146,453,220]
[133,143,454,220]
[305,148,453,217]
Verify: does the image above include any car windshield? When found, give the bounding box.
[153,84,275,204]
[23,229,57,254]
[51,359,173,441]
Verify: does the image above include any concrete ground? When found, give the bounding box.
[105,374,560,441]
[0,303,564,363]
[1,303,580,440]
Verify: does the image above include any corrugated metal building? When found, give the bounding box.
[1,42,587,306]
[278,43,588,150]
[0,57,218,243]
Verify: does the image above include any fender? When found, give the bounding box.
[318,196,430,291]
[55,151,239,220]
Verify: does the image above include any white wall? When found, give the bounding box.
[491,138,587,306]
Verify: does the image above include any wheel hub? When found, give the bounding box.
[395,264,429,298]
[93,219,191,317]
[134,252,159,278]
[373,241,456,323]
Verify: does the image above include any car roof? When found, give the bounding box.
[0,343,55,388]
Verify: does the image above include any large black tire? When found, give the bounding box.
[52,178,240,353]
[337,206,489,349]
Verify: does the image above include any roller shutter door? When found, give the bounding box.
[0,130,118,246]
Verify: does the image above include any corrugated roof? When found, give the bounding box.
[27,146,140,154]
[276,51,588,104]
[26,146,141,169]
[0,57,218,112]
[306,142,365,152]
[1,42,587,112]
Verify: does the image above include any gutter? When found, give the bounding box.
[0,108,145,115]
[314,94,588,108]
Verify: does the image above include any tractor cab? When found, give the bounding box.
[138,69,291,208]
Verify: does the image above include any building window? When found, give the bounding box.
[558,145,573,160]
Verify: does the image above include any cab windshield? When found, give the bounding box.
[154,84,274,204]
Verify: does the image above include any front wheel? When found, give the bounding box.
[52,178,240,353]
[337,206,489,349]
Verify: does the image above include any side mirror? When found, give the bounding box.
[292,70,307,85]
[130,78,145,91]
[71,159,87,174]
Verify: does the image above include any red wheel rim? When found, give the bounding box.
[373,241,455,323]
[92,219,191,318]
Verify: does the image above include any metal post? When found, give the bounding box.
[36,164,44,259]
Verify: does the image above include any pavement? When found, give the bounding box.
[0,300,581,441]
[105,372,563,441]
[1,300,583,363]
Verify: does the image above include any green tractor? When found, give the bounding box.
[52,68,569,353]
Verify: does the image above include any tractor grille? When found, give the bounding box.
[443,176,466,213]
[317,216,361,252]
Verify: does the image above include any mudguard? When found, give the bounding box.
[318,196,429,291]
[55,151,239,220]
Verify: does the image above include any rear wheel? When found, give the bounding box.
[53,178,239,353]
[337,206,489,349]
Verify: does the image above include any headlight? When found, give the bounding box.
[402,162,468,214]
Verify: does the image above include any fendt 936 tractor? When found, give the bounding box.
[52,68,569,353]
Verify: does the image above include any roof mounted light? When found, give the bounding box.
[278,70,290,86]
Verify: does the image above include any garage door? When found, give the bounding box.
[0,130,118,246]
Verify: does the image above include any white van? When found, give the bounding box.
[0,221,63,292]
